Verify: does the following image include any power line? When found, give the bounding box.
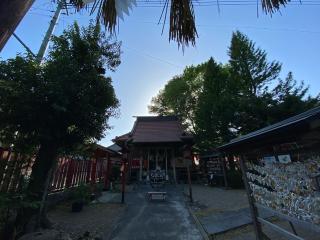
[123,45,184,69]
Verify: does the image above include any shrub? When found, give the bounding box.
[227,169,244,189]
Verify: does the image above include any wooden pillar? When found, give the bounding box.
[187,164,193,203]
[86,159,92,183]
[147,149,150,181]
[139,153,142,181]
[104,155,111,190]
[239,155,264,240]
[0,149,12,190]
[172,149,177,185]
[121,160,127,203]
[165,148,168,180]
[65,158,74,188]
[91,158,97,185]
[156,148,159,168]
[221,156,229,188]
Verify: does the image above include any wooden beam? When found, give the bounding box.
[257,218,304,240]
[256,203,320,233]
[240,155,264,240]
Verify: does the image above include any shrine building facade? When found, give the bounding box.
[113,116,194,183]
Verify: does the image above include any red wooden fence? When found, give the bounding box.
[0,147,111,194]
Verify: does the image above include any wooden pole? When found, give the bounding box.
[165,148,168,180]
[239,155,264,240]
[139,154,142,181]
[121,161,126,204]
[221,156,229,188]
[156,148,159,168]
[147,149,150,181]
[172,149,177,185]
[104,155,111,190]
[187,164,193,203]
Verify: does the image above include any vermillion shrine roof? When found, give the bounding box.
[114,116,193,144]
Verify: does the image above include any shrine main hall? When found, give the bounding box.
[113,116,194,183]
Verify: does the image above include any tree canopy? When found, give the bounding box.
[149,31,319,151]
[0,22,121,153]
[0,21,121,234]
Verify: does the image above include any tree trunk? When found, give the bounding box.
[14,140,59,236]
[0,0,35,51]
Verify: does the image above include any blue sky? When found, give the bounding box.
[1,0,320,146]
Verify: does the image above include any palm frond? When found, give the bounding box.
[169,0,198,50]
[97,0,117,33]
[65,0,292,48]
[261,0,291,13]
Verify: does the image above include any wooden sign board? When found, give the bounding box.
[206,157,222,175]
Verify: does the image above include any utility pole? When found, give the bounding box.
[36,1,63,62]
[8,1,63,63]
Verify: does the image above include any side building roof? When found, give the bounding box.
[218,106,320,151]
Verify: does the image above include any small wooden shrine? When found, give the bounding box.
[113,116,194,183]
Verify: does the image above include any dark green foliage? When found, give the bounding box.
[111,166,120,181]
[270,72,320,121]
[70,183,91,204]
[226,169,244,189]
[195,58,236,148]
[0,21,121,234]
[0,22,121,154]
[229,30,282,135]
[149,31,319,151]
[149,63,207,131]
[0,177,40,236]
[229,31,281,98]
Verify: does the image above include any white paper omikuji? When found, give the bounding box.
[246,157,320,225]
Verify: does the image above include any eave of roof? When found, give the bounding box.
[218,106,320,151]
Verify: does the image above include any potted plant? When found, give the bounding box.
[71,184,90,212]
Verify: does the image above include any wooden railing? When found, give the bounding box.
[0,147,107,193]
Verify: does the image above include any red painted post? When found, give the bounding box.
[59,157,68,190]
[81,160,86,183]
[51,158,61,190]
[99,158,104,182]
[0,149,12,190]
[80,160,85,183]
[91,158,97,185]
[65,158,75,188]
[1,152,18,193]
[121,161,127,204]
[86,160,92,183]
[104,155,111,190]
[74,160,80,186]
[56,158,65,190]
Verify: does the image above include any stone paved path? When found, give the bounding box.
[109,184,203,240]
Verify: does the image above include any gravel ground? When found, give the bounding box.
[186,185,248,217]
[188,184,319,240]
[48,201,126,240]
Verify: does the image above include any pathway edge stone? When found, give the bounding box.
[187,205,210,240]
